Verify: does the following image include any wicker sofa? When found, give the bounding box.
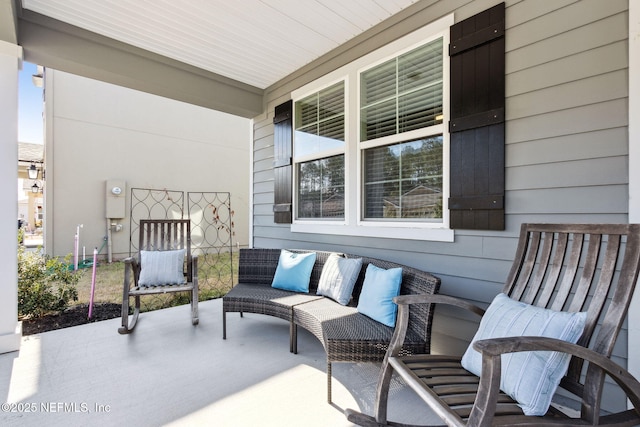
[222,248,441,402]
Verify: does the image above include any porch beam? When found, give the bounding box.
[17,9,264,119]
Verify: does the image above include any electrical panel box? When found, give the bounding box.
[106,179,126,219]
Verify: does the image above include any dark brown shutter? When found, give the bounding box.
[448,2,505,230]
[273,100,293,224]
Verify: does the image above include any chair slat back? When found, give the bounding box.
[139,219,192,280]
[503,223,640,416]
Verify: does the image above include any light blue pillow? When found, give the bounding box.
[138,249,186,286]
[460,293,587,416]
[271,250,317,292]
[356,264,402,327]
[316,254,363,305]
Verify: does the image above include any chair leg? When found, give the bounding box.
[345,356,397,425]
[327,362,332,403]
[118,295,140,334]
[291,324,298,354]
[223,310,227,339]
[373,356,395,423]
[118,291,129,334]
[191,287,199,326]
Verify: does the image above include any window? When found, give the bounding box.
[291,14,454,241]
[294,81,345,220]
[360,38,444,222]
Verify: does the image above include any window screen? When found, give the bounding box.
[363,136,443,219]
[297,155,345,219]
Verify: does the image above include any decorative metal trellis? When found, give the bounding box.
[129,188,235,311]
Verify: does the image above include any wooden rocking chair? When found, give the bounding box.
[118,219,199,334]
[346,223,640,426]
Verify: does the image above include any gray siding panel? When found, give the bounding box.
[508,99,627,143]
[507,12,627,74]
[506,0,626,51]
[507,70,627,119]
[507,186,628,214]
[508,42,627,96]
[252,0,631,413]
[507,128,627,167]
[506,0,579,29]
[507,157,628,190]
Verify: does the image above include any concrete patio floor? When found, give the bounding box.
[0,298,440,427]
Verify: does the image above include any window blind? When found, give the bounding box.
[361,38,443,141]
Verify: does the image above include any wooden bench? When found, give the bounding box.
[346,223,640,427]
[222,248,440,402]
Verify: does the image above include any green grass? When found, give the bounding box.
[73,252,238,312]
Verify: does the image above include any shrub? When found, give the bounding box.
[17,237,80,319]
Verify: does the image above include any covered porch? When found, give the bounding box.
[2,0,640,423]
[0,299,439,426]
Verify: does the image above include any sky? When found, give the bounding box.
[19,61,44,145]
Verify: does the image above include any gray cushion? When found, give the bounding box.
[138,249,186,286]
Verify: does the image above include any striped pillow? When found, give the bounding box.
[461,293,586,416]
[316,254,363,305]
[138,249,186,286]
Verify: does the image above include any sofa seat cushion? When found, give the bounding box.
[224,283,324,321]
[293,297,426,362]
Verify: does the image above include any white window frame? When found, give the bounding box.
[291,14,454,242]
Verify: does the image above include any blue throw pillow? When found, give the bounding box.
[460,293,587,416]
[356,264,402,327]
[316,254,363,305]
[271,250,317,292]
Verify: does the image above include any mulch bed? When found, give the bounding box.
[21,303,122,336]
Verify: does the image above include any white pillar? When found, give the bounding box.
[628,0,640,396]
[0,40,22,354]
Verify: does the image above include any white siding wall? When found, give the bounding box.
[45,70,251,259]
[252,0,630,412]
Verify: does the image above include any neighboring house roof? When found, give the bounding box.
[383,185,442,210]
[18,142,44,163]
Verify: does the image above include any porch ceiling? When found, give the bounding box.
[20,0,420,90]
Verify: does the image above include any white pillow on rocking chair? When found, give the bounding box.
[138,249,186,286]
